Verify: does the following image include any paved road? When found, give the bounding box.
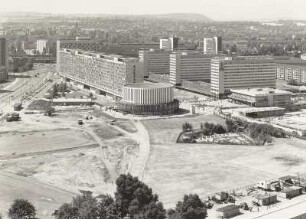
[110,120,151,181]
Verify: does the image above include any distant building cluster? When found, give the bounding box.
[55,34,306,116]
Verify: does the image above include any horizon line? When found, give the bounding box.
[0,11,306,22]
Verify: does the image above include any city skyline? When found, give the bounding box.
[0,0,306,21]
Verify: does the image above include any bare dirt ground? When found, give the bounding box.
[0,106,140,218]
[142,115,306,209]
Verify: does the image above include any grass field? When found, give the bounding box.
[142,115,306,208]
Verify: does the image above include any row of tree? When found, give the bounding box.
[4,174,207,219]
[226,119,287,145]
[182,122,226,136]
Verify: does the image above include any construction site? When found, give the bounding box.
[0,67,306,218]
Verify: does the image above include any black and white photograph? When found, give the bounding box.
[0,0,306,218]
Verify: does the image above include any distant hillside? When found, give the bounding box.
[153,13,212,22]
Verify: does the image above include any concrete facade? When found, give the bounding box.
[170,52,212,85]
[139,49,171,77]
[203,36,222,55]
[58,48,143,98]
[36,39,48,54]
[118,83,179,115]
[211,57,276,98]
[276,60,306,84]
[122,83,173,105]
[160,37,178,50]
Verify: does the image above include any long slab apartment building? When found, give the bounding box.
[170,52,213,85]
[211,57,276,98]
[57,46,143,98]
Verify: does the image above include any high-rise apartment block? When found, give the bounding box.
[139,49,171,77]
[170,52,212,85]
[58,48,143,98]
[203,37,222,55]
[0,38,8,82]
[160,37,179,50]
[211,57,276,98]
[36,39,48,54]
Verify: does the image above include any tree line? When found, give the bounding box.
[4,174,207,219]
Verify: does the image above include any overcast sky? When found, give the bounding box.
[0,0,305,21]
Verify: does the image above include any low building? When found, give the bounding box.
[216,205,240,218]
[279,186,303,199]
[117,83,179,115]
[236,107,285,118]
[254,194,277,206]
[215,191,229,202]
[229,88,292,108]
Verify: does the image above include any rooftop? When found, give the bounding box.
[217,204,240,212]
[125,83,172,89]
[237,107,285,114]
[60,48,138,62]
[255,193,277,200]
[281,186,302,193]
[231,88,291,97]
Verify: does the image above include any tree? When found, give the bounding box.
[115,174,165,218]
[54,191,99,219]
[182,122,193,132]
[72,191,98,219]
[8,199,36,219]
[97,194,120,219]
[53,203,79,219]
[176,194,207,219]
